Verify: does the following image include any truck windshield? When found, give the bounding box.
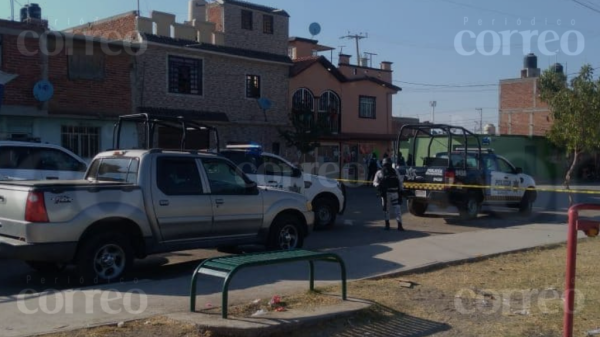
[86,157,140,183]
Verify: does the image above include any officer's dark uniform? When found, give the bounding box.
[373,158,404,231]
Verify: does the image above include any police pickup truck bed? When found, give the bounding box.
[397,124,536,219]
[0,149,314,282]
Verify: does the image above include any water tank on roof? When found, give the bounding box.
[483,124,496,135]
[524,53,537,69]
[20,3,42,22]
[551,63,564,74]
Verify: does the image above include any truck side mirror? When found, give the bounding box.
[292,168,302,178]
[516,167,523,174]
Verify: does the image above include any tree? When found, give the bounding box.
[538,64,600,203]
[278,108,328,161]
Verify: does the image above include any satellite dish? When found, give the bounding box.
[309,22,321,37]
[257,97,272,110]
[33,80,54,102]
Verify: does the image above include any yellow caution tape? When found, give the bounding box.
[334,179,600,195]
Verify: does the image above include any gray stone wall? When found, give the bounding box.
[137,46,290,125]
[222,3,289,56]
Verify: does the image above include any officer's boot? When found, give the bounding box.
[384,220,390,230]
[397,221,405,231]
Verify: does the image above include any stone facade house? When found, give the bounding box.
[66,0,294,156]
[288,37,401,180]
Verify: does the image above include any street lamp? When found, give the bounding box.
[429,101,437,123]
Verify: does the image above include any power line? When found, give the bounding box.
[394,80,498,88]
[572,0,600,14]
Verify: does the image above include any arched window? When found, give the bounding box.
[292,88,314,112]
[318,90,341,133]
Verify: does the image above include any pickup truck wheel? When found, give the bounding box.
[313,198,336,228]
[77,233,133,283]
[408,200,428,216]
[26,261,67,273]
[267,215,304,251]
[459,193,481,220]
[519,191,534,216]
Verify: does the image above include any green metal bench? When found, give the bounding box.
[190,249,347,318]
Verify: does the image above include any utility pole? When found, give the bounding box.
[10,0,15,21]
[340,32,367,65]
[429,101,437,123]
[476,108,483,134]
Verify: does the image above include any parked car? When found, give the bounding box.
[0,141,88,180]
[0,148,314,282]
[220,145,346,228]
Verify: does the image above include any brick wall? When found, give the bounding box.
[2,34,43,107]
[68,12,137,41]
[138,46,289,125]
[499,78,552,136]
[219,3,288,56]
[47,38,133,116]
[207,6,224,32]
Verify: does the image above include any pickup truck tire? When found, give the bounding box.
[519,191,534,216]
[313,197,337,228]
[408,200,428,216]
[267,215,304,251]
[76,233,133,283]
[26,261,67,273]
[459,192,481,220]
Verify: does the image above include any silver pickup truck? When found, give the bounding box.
[0,149,314,282]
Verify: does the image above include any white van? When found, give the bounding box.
[0,141,88,181]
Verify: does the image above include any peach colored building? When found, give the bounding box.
[289,37,401,180]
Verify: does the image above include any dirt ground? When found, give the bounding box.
[42,238,600,337]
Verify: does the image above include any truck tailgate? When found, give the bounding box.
[0,185,31,239]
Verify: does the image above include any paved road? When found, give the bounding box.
[1,184,599,297]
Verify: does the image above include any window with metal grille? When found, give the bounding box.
[292,88,314,112]
[246,75,261,98]
[359,96,376,119]
[168,55,203,95]
[61,125,100,158]
[263,14,273,34]
[241,10,253,30]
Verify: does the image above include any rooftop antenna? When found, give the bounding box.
[10,0,14,21]
[137,0,141,16]
[338,45,346,54]
[340,32,367,65]
[364,52,378,68]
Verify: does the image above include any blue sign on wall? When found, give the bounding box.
[33,80,54,102]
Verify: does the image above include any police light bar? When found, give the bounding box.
[226,144,263,150]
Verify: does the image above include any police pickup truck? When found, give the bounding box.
[220,145,346,228]
[397,124,536,219]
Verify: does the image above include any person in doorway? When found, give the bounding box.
[373,158,404,231]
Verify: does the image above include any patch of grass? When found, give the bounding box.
[41,238,600,337]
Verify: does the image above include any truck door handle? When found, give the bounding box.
[215,199,224,205]
[0,196,5,204]
[159,200,170,206]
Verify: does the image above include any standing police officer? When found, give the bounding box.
[373,158,404,231]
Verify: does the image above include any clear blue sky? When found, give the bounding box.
[3,0,599,131]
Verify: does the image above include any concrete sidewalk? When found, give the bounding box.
[0,223,582,337]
